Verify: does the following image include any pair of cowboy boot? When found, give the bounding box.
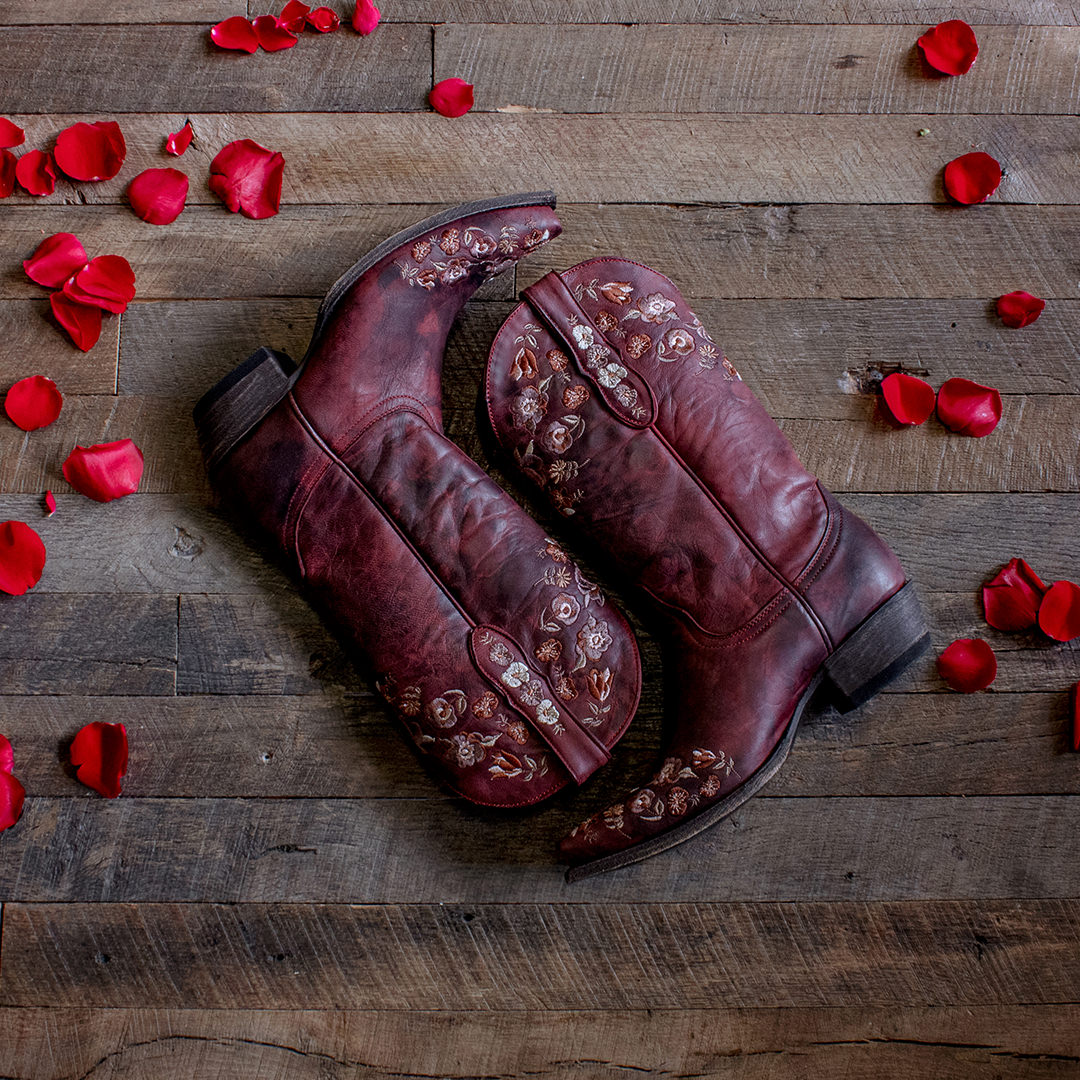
[196,194,928,879]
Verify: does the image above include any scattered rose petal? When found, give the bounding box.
[254,14,298,50]
[306,6,340,31]
[44,490,56,516]
[943,151,1002,205]
[128,167,189,225]
[50,292,102,352]
[0,772,25,833]
[982,557,1048,632]
[430,78,474,117]
[62,439,144,502]
[938,638,997,693]
[0,149,15,197]
[0,117,25,149]
[936,377,1002,437]
[165,121,194,157]
[15,149,56,196]
[4,375,63,431]
[63,255,137,314]
[997,290,1045,329]
[0,734,11,774]
[70,721,128,799]
[209,139,284,219]
[211,15,259,52]
[1071,682,1080,752]
[1038,580,1080,643]
[352,0,381,34]
[23,232,89,288]
[279,0,311,33]
[0,520,46,596]
[917,20,979,76]
[53,121,126,182]
[880,372,935,425]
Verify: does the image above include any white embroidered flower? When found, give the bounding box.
[613,383,638,407]
[634,292,677,323]
[597,362,627,388]
[427,697,458,729]
[552,593,581,623]
[501,661,531,688]
[448,733,485,768]
[519,679,543,707]
[577,616,613,660]
[571,323,595,350]
[488,641,512,667]
[535,699,560,726]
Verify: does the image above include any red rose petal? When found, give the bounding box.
[63,255,137,315]
[23,232,89,288]
[936,377,1002,437]
[306,6,340,31]
[0,520,46,596]
[209,139,284,220]
[0,117,25,149]
[44,490,56,517]
[0,149,16,198]
[982,557,1048,632]
[253,14,299,50]
[880,372,935,425]
[70,721,128,799]
[15,149,56,196]
[430,78,474,117]
[62,439,144,503]
[53,120,126,182]
[352,0,381,34]
[5,375,63,431]
[0,772,25,832]
[0,734,12,775]
[917,19,979,76]
[211,15,259,52]
[1038,580,1080,643]
[50,291,103,352]
[938,638,997,693]
[128,167,189,225]
[944,151,1002,205]
[997,290,1045,329]
[279,0,311,33]
[1071,682,1080,752]
[165,121,194,157]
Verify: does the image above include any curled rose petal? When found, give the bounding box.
[0,772,25,832]
[943,151,1002,205]
[430,78,474,117]
[0,734,12,775]
[211,15,259,52]
[1038,580,1080,643]
[23,232,89,288]
[5,375,63,431]
[997,290,1045,329]
[936,377,1002,437]
[62,439,144,502]
[917,20,978,76]
[1071,682,1080,752]
[63,255,137,314]
[128,167,189,225]
[0,117,25,149]
[54,120,126,182]
[0,520,46,596]
[279,0,311,34]
[50,291,102,352]
[938,638,997,693]
[0,149,15,198]
[880,372,935,425]
[982,557,1048,632]
[209,139,284,220]
[70,721,128,799]
[165,121,194,157]
[44,490,56,517]
[15,149,56,196]
[306,6,340,31]
[253,14,298,50]
[352,0,381,34]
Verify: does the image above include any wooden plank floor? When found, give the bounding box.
[1,3,1078,1076]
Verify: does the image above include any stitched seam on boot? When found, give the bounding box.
[794,485,839,587]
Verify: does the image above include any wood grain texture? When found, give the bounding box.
[1,0,237,23]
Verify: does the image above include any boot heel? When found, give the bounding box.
[193,347,297,472]
[821,581,930,713]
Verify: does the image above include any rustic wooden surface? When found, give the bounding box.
[0,1,1077,1076]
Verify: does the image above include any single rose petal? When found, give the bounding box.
[211,15,259,52]
[23,232,89,288]
[50,292,103,352]
[128,167,188,225]
[165,121,194,157]
[5,375,63,431]
[997,290,1045,329]
[44,490,56,516]
[63,255,137,315]
[880,372,935,425]
[306,6,340,31]
[0,520,46,596]
[917,20,979,76]
[430,78,474,117]
[279,0,311,33]
[209,139,284,220]
[53,120,126,182]
[982,557,1048,632]
[253,14,299,50]
[0,734,12,775]
[938,638,997,693]
[352,0,380,34]
[0,117,25,149]
[0,149,15,198]
[944,151,1002,205]
[70,721,128,799]
[936,377,1002,437]
[1071,682,1080,752]
[15,149,56,196]
[62,439,144,502]
[0,772,25,832]
[1038,580,1080,643]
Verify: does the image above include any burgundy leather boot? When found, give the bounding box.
[193,197,641,809]
[484,257,929,877]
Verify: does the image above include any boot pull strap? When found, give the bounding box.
[523,272,656,429]
[469,625,611,785]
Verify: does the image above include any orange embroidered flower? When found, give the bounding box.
[555,675,577,700]
[439,228,460,254]
[664,327,695,355]
[472,691,498,718]
[586,667,612,702]
[510,346,538,381]
[412,239,431,262]
[595,310,618,333]
[563,384,590,409]
[546,348,569,372]
[535,638,562,662]
[601,281,633,304]
[626,334,651,359]
[667,786,689,815]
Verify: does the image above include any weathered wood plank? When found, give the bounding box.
[2,0,237,23]
[0,25,429,113]
[4,900,1078,1008]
